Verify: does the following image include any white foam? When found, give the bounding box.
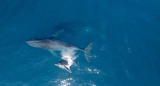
[54,78,74,86]
[85,67,100,74]
[61,50,77,68]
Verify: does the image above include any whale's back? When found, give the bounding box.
[27,39,79,51]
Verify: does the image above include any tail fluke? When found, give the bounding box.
[84,42,94,62]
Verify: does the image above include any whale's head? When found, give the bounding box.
[55,60,72,73]
[26,39,46,48]
[55,60,68,67]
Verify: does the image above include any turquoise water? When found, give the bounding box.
[0,0,160,86]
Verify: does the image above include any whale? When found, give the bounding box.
[26,38,93,62]
[26,38,93,72]
[55,60,72,73]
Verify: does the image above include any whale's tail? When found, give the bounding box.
[84,42,94,62]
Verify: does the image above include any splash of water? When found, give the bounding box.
[61,50,77,69]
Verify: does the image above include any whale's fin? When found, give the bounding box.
[64,66,72,73]
[52,29,64,37]
[84,42,94,62]
[49,50,59,58]
[73,62,77,67]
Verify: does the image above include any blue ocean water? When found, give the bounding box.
[0,0,160,86]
